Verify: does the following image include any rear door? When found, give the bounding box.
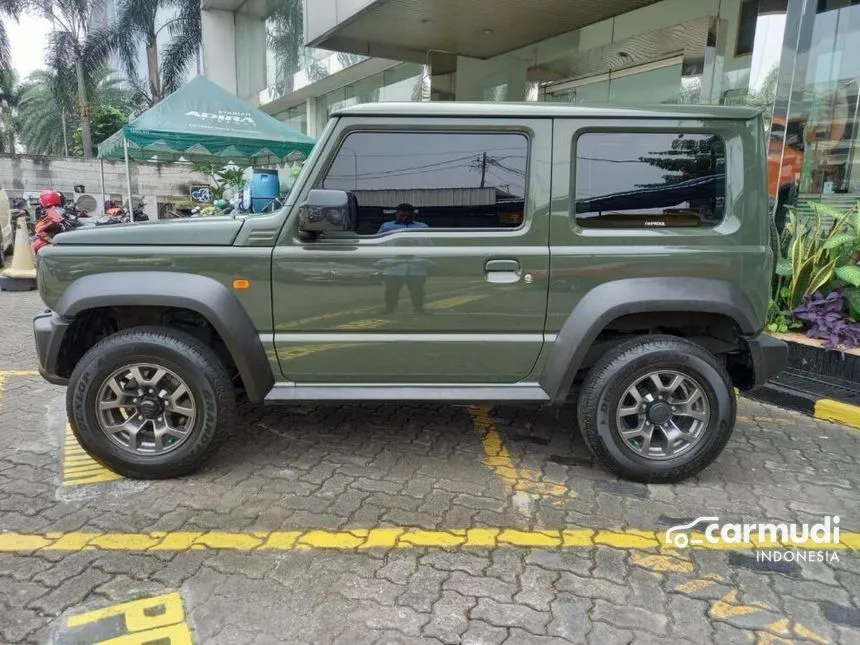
[270,116,552,383]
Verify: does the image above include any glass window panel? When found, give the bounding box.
[320,132,529,234]
[574,132,726,229]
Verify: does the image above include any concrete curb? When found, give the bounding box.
[748,382,860,430]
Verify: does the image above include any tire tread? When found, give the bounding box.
[577,334,736,483]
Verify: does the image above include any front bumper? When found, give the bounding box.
[33,310,70,385]
[746,332,788,389]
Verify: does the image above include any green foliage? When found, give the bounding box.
[836,264,860,287]
[0,1,25,71]
[769,200,860,330]
[17,68,132,156]
[0,67,21,152]
[776,203,860,311]
[108,1,203,105]
[267,0,304,95]
[846,287,860,320]
[72,105,126,156]
[190,163,246,201]
[766,300,802,334]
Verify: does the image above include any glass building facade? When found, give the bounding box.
[254,0,860,215]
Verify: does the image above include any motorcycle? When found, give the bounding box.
[32,206,82,253]
[97,200,150,226]
[9,198,35,236]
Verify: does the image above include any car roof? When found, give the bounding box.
[332,101,762,121]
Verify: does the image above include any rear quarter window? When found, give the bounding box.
[573,131,726,230]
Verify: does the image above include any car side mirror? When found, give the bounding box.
[298,189,355,234]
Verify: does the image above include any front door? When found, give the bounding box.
[271,119,552,383]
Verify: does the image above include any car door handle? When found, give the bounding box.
[484,259,521,273]
[484,259,521,284]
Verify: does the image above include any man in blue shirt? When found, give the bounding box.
[377,203,428,234]
[377,204,430,314]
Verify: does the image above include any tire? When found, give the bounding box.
[577,335,736,483]
[67,326,236,479]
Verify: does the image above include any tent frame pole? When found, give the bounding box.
[123,138,133,211]
[99,158,107,215]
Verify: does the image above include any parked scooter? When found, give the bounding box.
[32,191,83,254]
[97,200,150,226]
[9,198,35,236]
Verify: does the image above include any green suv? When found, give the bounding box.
[33,103,787,483]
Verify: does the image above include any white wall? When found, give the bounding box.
[0,155,208,206]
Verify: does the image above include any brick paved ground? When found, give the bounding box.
[1,290,859,644]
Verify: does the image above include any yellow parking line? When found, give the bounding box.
[1,528,856,553]
[469,406,572,499]
[814,398,860,429]
[62,592,192,644]
[0,370,39,406]
[61,425,123,486]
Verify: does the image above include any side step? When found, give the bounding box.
[264,383,552,404]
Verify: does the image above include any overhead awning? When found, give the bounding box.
[306,0,663,61]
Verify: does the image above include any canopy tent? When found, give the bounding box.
[97,76,316,209]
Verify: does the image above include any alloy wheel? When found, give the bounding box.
[615,370,710,460]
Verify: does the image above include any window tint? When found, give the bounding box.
[574,132,726,229]
[321,131,528,235]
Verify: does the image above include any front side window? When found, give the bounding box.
[320,131,528,235]
[574,132,726,229]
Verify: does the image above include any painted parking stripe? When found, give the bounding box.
[0,528,856,553]
[62,425,123,486]
[59,592,192,644]
[0,369,39,405]
[814,398,860,429]
[469,406,572,500]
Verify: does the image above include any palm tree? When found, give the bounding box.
[268,0,303,95]
[159,0,201,95]
[0,0,25,71]
[18,66,131,155]
[110,0,202,105]
[0,68,21,151]
[31,0,114,157]
[17,69,73,155]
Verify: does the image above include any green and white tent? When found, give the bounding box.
[98,76,316,165]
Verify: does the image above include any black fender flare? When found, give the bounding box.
[55,271,274,402]
[539,277,761,404]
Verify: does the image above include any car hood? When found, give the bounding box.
[53,216,245,246]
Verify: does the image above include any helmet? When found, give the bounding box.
[39,190,63,208]
[214,199,228,209]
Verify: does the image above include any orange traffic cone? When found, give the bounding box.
[0,217,37,291]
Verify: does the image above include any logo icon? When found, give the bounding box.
[664,516,719,548]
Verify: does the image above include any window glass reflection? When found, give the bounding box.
[320,132,529,234]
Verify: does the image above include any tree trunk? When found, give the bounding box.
[147,35,161,102]
[75,59,93,158]
[3,109,14,153]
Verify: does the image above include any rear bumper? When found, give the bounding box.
[746,332,788,389]
[33,310,70,386]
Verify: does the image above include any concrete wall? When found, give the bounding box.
[0,154,208,216]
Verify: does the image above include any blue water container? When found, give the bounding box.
[250,169,280,213]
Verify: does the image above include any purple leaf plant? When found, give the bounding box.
[794,291,860,349]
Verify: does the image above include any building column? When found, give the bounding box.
[305,97,320,138]
[235,12,267,100]
[428,52,457,101]
[201,8,266,99]
[201,9,238,94]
